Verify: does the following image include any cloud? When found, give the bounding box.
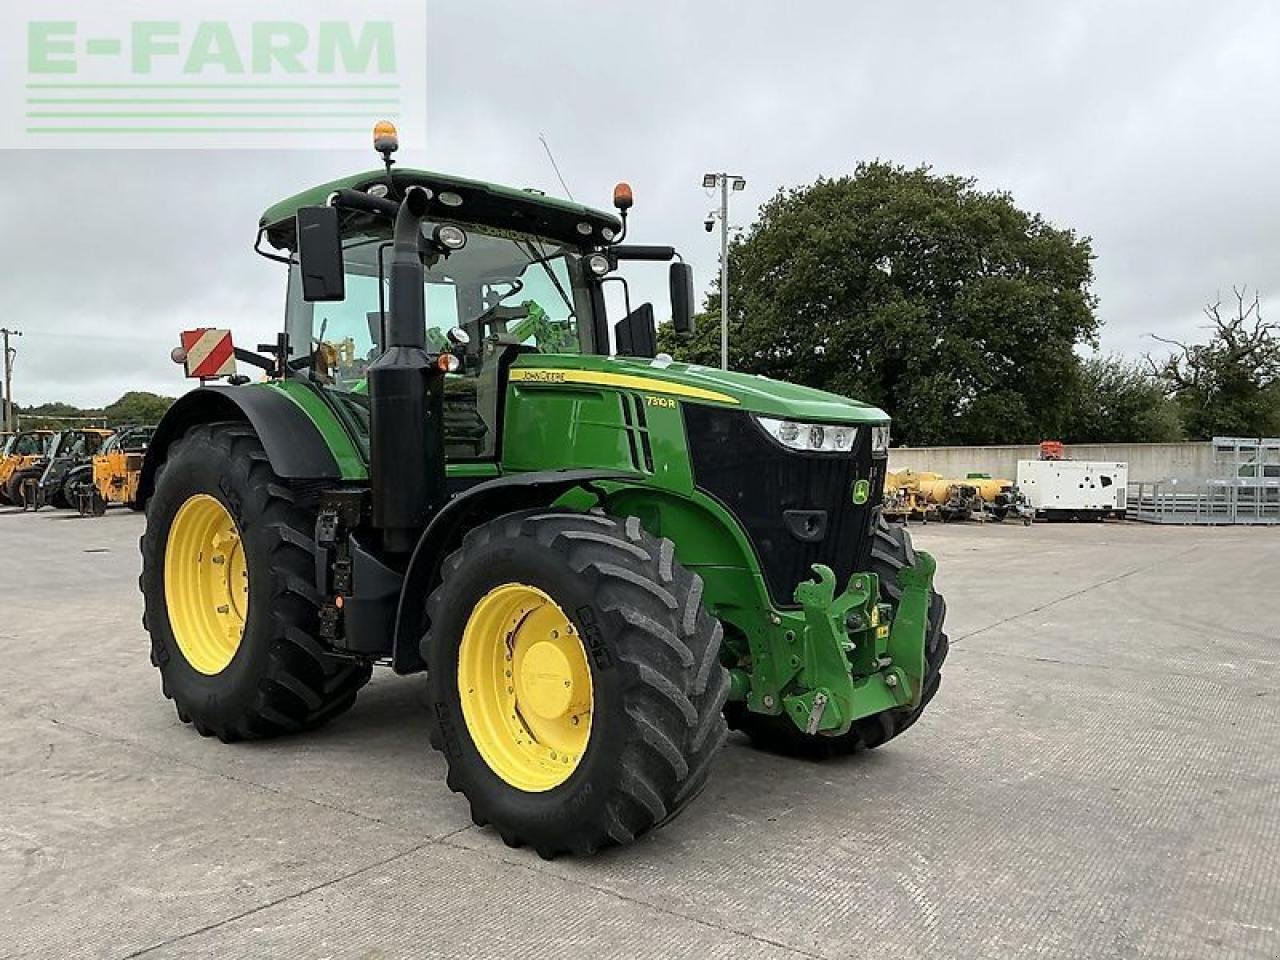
[2,0,1275,405]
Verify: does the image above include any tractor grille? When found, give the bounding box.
[682,404,884,608]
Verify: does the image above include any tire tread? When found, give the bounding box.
[425,508,729,856]
[139,421,370,743]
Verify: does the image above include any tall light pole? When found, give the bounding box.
[702,172,746,370]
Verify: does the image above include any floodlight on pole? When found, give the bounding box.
[700,172,747,370]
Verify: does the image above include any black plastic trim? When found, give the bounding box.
[139,385,341,504]
[682,404,883,608]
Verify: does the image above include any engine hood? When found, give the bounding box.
[508,355,888,423]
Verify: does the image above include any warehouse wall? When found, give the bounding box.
[887,442,1215,482]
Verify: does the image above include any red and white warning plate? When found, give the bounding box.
[179,329,236,379]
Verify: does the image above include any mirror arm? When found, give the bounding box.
[601,275,632,318]
[253,227,293,265]
[234,347,276,374]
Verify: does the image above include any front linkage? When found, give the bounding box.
[734,552,937,736]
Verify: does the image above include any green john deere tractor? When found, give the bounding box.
[139,124,947,857]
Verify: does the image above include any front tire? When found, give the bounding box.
[727,513,948,757]
[139,421,371,742]
[424,509,729,857]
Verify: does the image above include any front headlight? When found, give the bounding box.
[755,416,858,454]
[871,423,890,457]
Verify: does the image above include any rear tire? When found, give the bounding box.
[424,509,729,857]
[139,421,371,742]
[726,513,948,757]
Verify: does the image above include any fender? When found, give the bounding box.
[139,385,341,505]
[390,467,641,673]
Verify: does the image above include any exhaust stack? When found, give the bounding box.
[367,185,446,553]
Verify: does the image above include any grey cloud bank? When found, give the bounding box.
[2,0,1273,406]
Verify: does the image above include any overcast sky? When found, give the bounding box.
[3,0,1277,407]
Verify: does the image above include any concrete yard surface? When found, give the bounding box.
[2,507,1278,959]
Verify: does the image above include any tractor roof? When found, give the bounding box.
[260,168,622,251]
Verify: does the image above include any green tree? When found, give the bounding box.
[1148,288,1280,439]
[1062,354,1182,443]
[17,401,90,430]
[103,391,174,426]
[660,162,1099,445]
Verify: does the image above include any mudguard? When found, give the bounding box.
[390,467,641,673]
[138,385,341,505]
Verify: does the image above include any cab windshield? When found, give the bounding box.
[9,433,45,456]
[285,222,598,460]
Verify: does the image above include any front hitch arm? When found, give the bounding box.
[786,551,936,736]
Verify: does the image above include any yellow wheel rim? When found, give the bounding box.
[164,494,249,676]
[457,583,593,792]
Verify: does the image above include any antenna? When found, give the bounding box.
[539,133,575,201]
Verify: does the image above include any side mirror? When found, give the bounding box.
[614,303,657,358]
[669,262,695,334]
[366,311,385,348]
[296,205,345,302]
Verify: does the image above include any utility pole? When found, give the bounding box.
[1,327,20,432]
[701,172,747,370]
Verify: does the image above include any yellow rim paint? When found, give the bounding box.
[164,494,249,676]
[509,367,739,405]
[457,583,593,791]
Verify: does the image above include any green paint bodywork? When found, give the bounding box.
[271,378,365,480]
[784,553,935,735]
[507,352,890,422]
[500,354,932,734]
[234,340,928,736]
[235,167,931,738]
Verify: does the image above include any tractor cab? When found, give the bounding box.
[257,157,691,465]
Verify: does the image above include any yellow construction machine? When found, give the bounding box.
[884,470,1032,524]
[67,425,155,515]
[883,470,940,523]
[0,429,54,505]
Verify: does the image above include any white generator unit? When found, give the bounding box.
[1015,459,1129,518]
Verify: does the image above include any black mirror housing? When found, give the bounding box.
[296,205,345,302]
[669,262,695,334]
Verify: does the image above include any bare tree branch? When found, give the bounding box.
[1149,287,1279,405]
